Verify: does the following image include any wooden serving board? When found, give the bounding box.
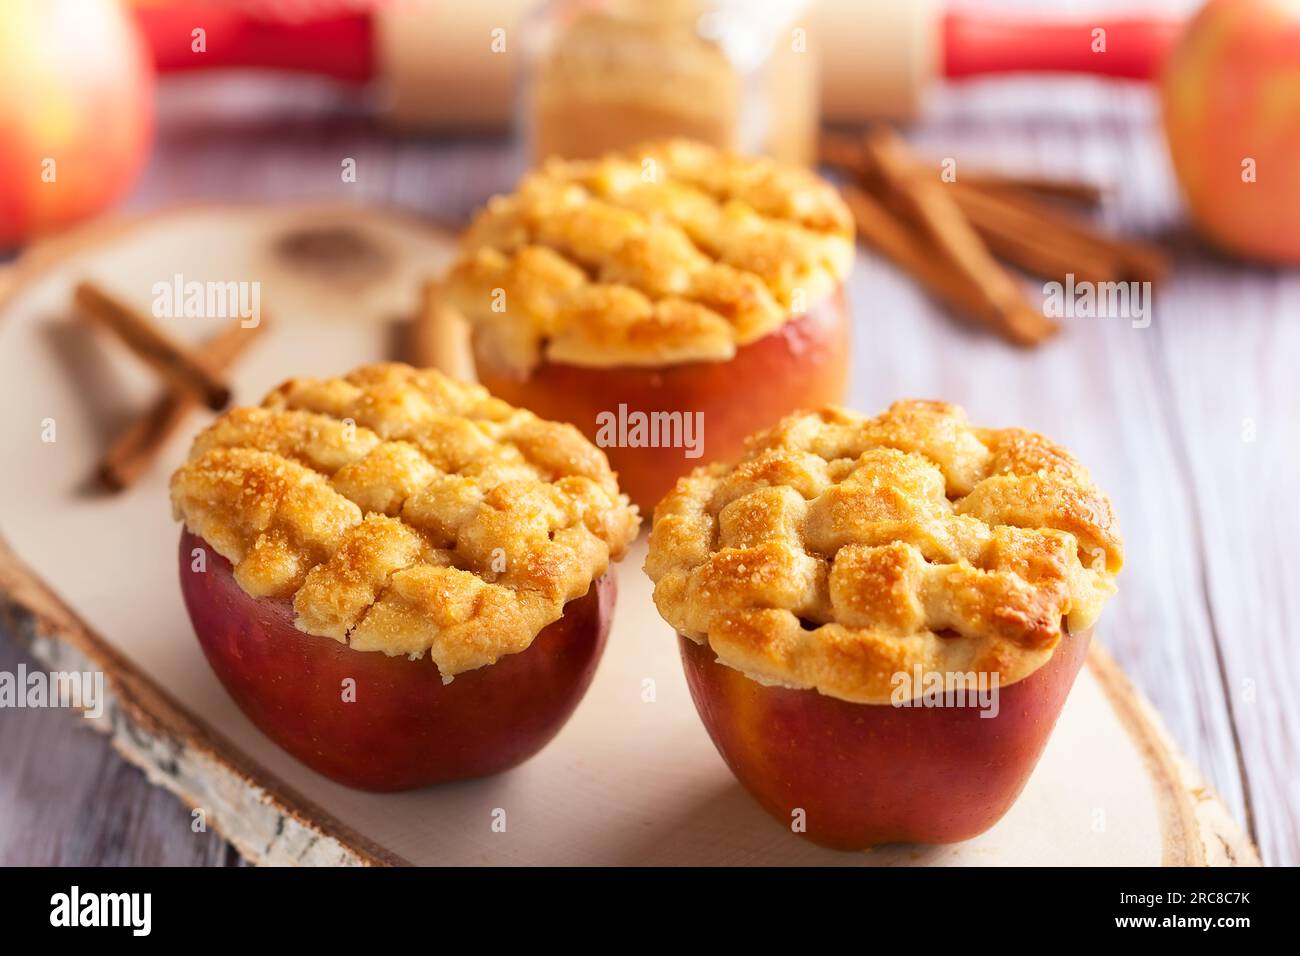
[0,204,1258,866]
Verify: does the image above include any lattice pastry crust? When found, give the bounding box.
[645,401,1123,704]
[443,139,855,372]
[171,364,640,678]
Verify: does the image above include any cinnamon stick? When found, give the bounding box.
[820,131,1103,206]
[842,184,1057,344]
[99,316,268,491]
[961,175,1103,208]
[841,185,976,310]
[859,127,1058,347]
[410,280,475,381]
[947,181,1167,285]
[75,281,232,410]
[822,129,1163,286]
[943,182,1121,285]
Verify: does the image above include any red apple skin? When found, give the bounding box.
[180,530,615,791]
[1161,0,1300,264]
[679,628,1091,850]
[474,290,850,513]
[0,0,154,247]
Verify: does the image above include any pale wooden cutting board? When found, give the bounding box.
[0,204,1258,866]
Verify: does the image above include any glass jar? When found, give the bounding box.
[523,0,818,164]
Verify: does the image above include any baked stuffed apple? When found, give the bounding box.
[171,363,639,791]
[645,401,1124,850]
[443,139,855,512]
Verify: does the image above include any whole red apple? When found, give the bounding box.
[0,0,153,247]
[1162,0,1300,264]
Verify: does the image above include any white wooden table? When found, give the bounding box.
[0,0,1295,866]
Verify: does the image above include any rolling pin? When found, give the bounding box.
[131,0,1183,126]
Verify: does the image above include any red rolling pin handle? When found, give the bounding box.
[131,3,376,83]
[942,9,1183,81]
[131,3,1182,93]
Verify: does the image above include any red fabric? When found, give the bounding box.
[942,9,1182,81]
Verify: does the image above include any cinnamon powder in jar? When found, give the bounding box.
[528,0,818,165]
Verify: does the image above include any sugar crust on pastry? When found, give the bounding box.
[644,401,1123,704]
[443,139,855,372]
[171,363,640,679]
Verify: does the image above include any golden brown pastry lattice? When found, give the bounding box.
[171,363,640,678]
[645,401,1123,703]
[443,139,855,373]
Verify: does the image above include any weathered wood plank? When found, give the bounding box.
[1149,263,1300,866]
[0,635,234,866]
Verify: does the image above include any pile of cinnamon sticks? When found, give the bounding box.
[821,127,1167,346]
[74,281,267,491]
